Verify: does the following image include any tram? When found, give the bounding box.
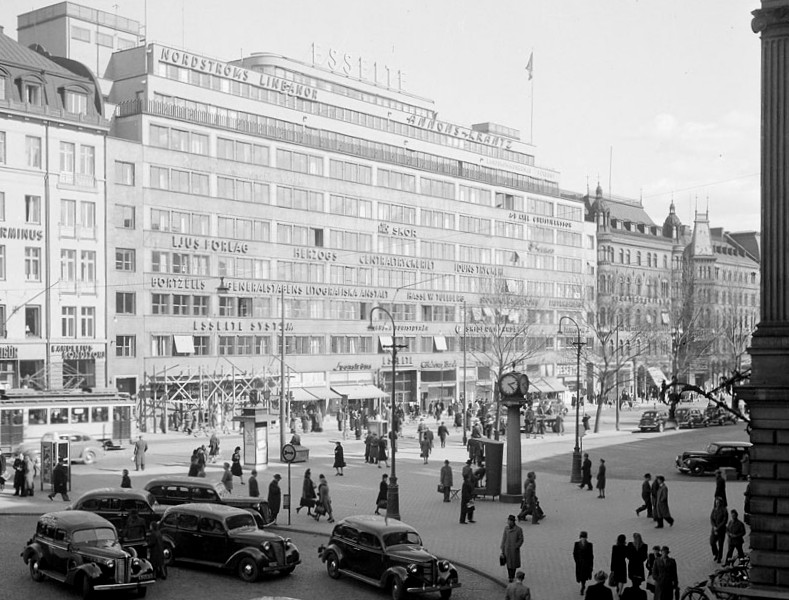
[0,388,136,452]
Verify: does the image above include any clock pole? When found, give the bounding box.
[499,372,529,503]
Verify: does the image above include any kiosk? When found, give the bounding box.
[40,432,71,492]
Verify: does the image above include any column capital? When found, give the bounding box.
[752,4,789,34]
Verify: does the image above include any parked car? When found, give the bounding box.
[638,410,676,432]
[158,503,300,581]
[675,407,707,429]
[704,406,739,426]
[318,514,461,600]
[14,431,103,464]
[143,475,272,524]
[70,488,162,555]
[676,441,753,476]
[21,510,155,599]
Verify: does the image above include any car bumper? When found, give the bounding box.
[406,581,461,594]
[94,580,154,592]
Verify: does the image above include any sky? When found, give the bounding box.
[0,0,763,232]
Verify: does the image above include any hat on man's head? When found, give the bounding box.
[466,459,472,465]
[508,515,516,522]
[273,474,281,480]
[594,571,608,583]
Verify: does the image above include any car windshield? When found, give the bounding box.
[706,443,719,453]
[642,412,657,417]
[72,527,119,548]
[226,514,256,530]
[383,530,422,547]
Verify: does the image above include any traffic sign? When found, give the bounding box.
[281,443,297,463]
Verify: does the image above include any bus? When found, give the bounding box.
[0,388,136,452]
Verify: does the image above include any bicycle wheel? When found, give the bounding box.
[680,587,706,600]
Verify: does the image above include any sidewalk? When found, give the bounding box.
[0,402,732,599]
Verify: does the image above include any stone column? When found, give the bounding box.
[739,4,789,594]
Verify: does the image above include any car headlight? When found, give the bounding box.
[262,541,271,552]
[407,563,419,575]
[438,560,450,573]
[131,558,142,573]
[107,560,115,569]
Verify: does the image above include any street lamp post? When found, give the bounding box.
[368,306,401,520]
[559,316,586,483]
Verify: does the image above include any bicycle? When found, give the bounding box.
[680,556,749,600]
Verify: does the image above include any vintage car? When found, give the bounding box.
[143,475,272,524]
[704,406,739,426]
[638,409,677,432]
[675,407,707,429]
[158,503,300,581]
[14,431,103,464]
[318,515,460,600]
[70,488,162,555]
[21,510,155,599]
[676,441,753,476]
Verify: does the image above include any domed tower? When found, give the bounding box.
[662,200,683,240]
[588,181,609,231]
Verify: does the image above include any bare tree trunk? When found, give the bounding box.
[493,385,501,441]
[594,383,605,433]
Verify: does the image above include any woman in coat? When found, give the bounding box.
[500,515,524,583]
[314,474,334,523]
[377,435,389,469]
[596,459,607,498]
[626,532,648,583]
[610,534,628,596]
[375,473,388,515]
[333,441,345,476]
[24,455,35,497]
[573,531,595,595]
[221,461,233,493]
[654,476,674,527]
[297,469,317,516]
[147,521,167,579]
[231,446,244,485]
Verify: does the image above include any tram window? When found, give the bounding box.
[1,409,23,425]
[29,408,47,424]
[92,406,109,422]
[50,408,69,424]
[71,407,88,423]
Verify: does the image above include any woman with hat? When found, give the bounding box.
[333,441,345,476]
[585,570,614,600]
[297,469,317,516]
[231,446,244,485]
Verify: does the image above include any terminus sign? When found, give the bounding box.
[158,47,319,101]
[51,345,105,359]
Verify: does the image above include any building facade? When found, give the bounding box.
[0,27,109,390]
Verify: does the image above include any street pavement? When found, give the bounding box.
[0,402,748,599]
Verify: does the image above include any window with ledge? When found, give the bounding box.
[61,307,76,337]
[116,335,136,357]
[151,335,171,357]
[61,199,76,227]
[115,248,136,271]
[152,294,170,315]
[70,25,91,42]
[117,205,135,229]
[80,251,96,283]
[80,201,95,230]
[193,336,209,355]
[60,142,75,173]
[116,161,135,186]
[24,247,41,281]
[64,90,88,115]
[25,305,41,337]
[0,131,5,163]
[80,307,95,338]
[25,196,41,224]
[116,292,135,315]
[60,249,76,281]
[24,83,42,105]
[26,136,41,168]
[0,191,4,220]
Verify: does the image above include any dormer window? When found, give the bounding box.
[25,82,41,105]
[64,89,88,115]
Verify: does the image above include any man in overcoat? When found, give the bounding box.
[267,473,282,523]
[459,475,476,524]
[500,515,524,582]
[440,460,453,502]
[573,530,594,595]
[580,453,593,490]
[651,546,679,600]
[635,473,653,518]
[654,476,674,528]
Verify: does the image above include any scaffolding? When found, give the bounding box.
[139,363,282,433]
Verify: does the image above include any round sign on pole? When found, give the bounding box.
[281,443,297,463]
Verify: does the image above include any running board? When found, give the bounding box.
[338,568,380,587]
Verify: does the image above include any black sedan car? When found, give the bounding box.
[319,515,460,600]
[21,510,155,599]
[158,503,300,581]
[638,409,677,432]
[676,441,752,476]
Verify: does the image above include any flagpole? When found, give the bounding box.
[527,49,534,145]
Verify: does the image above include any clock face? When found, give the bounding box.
[499,373,520,396]
[518,374,530,395]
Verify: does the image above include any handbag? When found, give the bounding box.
[499,554,506,566]
[377,499,388,509]
[437,484,445,493]
[608,572,616,587]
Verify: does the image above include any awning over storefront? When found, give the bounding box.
[530,376,567,393]
[289,387,320,402]
[330,384,389,400]
[647,367,669,387]
[173,335,195,354]
[304,387,340,400]
[433,335,447,351]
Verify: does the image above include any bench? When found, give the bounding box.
[471,486,499,500]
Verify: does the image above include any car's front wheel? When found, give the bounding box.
[29,557,45,582]
[691,464,705,476]
[326,551,340,579]
[82,450,96,465]
[391,575,406,600]
[80,575,93,600]
[237,556,259,582]
[162,542,175,566]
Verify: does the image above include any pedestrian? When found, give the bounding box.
[378,435,389,469]
[573,531,595,595]
[635,473,653,518]
[596,458,606,499]
[610,534,628,596]
[120,468,132,488]
[725,509,746,564]
[420,435,431,464]
[268,474,282,523]
[459,474,476,524]
[375,473,388,515]
[462,459,473,482]
[650,475,660,522]
[651,546,679,600]
[626,532,648,584]
[297,468,317,516]
[231,446,244,485]
[437,421,449,448]
[133,435,148,471]
[440,459,453,503]
[314,474,334,523]
[714,470,728,507]
[584,570,613,600]
[24,454,36,496]
[710,496,728,563]
[580,453,593,490]
[654,476,674,528]
[187,450,201,477]
[504,570,531,600]
[124,509,147,541]
[364,431,374,463]
[12,452,24,496]
[147,521,167,579]
[48,458,70,501]
[619,577,647,600]
[248,469,260,497]
[221,461,233,493]
[208,432,220,463]
[333,441,346,476]
[500,514,524,583]
[0,452,6,491]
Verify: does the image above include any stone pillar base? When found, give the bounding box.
[499,493,521,504]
